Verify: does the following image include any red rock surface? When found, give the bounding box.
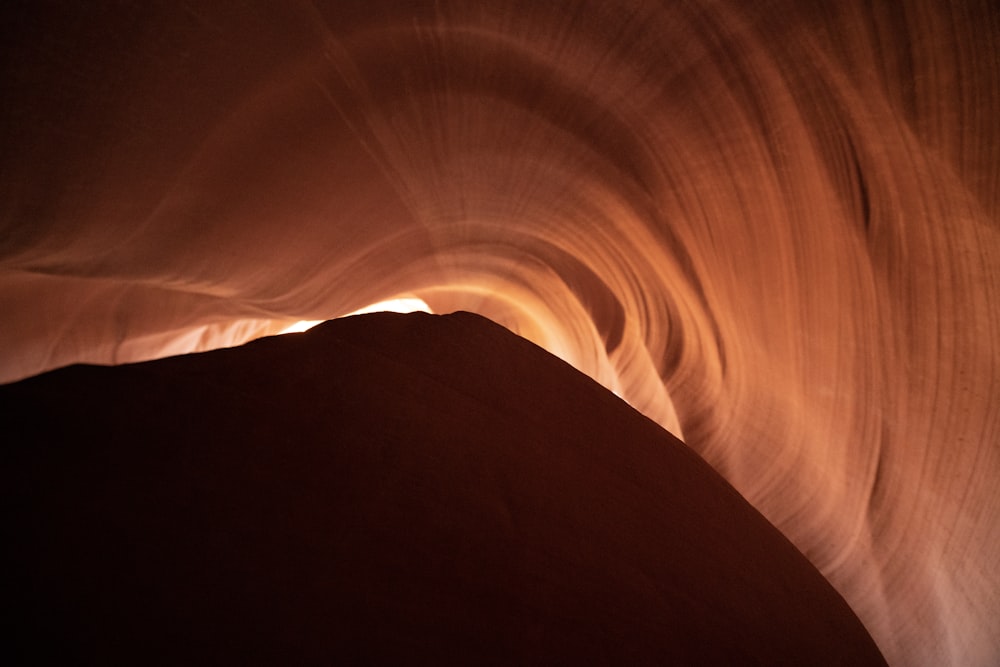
[2,3,998,664]
[3,312,885,665]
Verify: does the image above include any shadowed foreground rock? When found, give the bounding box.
[3,312,884,665]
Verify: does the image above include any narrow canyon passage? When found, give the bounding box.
[1,2,998,664]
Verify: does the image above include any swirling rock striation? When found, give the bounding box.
[1,2,998,664]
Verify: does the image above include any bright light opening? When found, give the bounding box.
[277,297,432,335]
[345,297,432,317]
[278,320,325,335]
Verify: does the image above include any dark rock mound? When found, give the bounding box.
[2,311,885,665]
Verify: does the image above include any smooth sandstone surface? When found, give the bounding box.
[1,3,998,664]
[4,311,886,665]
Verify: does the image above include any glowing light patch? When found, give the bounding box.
[345,297,432,316]
[277,297,432,335]
[278,320,324,335]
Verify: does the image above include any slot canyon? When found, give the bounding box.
[2,2,998,664]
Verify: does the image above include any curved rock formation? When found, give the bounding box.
[1,2,997,664]
[4,312,887,665]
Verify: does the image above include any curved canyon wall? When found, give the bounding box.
[1,2,998,664]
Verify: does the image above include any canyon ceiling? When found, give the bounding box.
[1,2,998,665]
